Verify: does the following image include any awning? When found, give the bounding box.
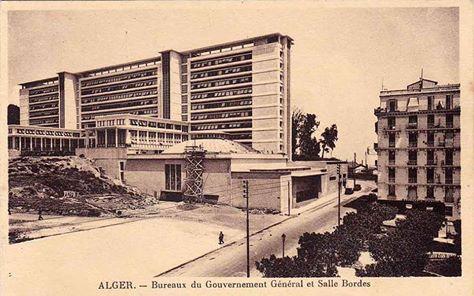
[291,170,326,177]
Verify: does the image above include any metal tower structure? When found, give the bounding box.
[184,144,206,202]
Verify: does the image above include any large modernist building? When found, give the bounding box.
[18,33,292,156]
[374,78,460,220]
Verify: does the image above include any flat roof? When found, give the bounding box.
[19,33,293,85]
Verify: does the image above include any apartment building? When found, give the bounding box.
[18,33,293,156]
[374,78,460,220]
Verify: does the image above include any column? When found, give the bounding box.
[40,137,43,150]
[30,137,33,150]
[59,138,63,151]
[104,129,108,148]
[115,128,119,148]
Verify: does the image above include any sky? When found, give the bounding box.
[7,4,459,161]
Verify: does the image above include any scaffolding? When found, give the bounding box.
[184,144,206,203]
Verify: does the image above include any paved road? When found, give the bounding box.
[160,181,376,277]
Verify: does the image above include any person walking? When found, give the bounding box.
[218,231,224,245]
[38,209,43,221]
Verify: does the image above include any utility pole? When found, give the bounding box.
[337,163,341,227]
[281,233,286,257]
[287,180,291,216]
[353,152,357,188]
[242,180,250,278]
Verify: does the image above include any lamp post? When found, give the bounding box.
[281,233,286,258]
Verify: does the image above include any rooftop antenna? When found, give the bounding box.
[381,77,384,90]
[420,67,424,80]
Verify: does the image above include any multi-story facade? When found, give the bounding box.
[18,33,293,156]
[375,78,460,220]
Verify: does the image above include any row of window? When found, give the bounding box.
[387,131,456,148]
[129,119,188,131]
[388,149,455,165]
[191,120,252,131]
[13,129,78,137]
[190,64,252,80]
[129,131,184,140]
[30,102,58,110]
[190,52,252,70]
[29,94,59,104]
[81,69,157,88]
[96,119,126,127]
[387,114,455,129]
[386,95,454,112]
[29,86,58,96]
[30,118,59,125]
[81,108,158,121]
[191,86,252,100]
[191,98,252,110]
[29,109,59,118]
[82,98,158,112]
[191,110,252,121]
[190,75,252,90]
[387,184,456,203]
[81,79,157,96]
[81,88,158,104]
[388,167,454,184]
[229,132,252,140]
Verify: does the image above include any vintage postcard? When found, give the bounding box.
[0,1,473,295]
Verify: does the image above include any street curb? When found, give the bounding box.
[154,198,340,277]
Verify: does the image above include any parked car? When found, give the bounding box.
[354,184,362,191]
[345,188,354,195]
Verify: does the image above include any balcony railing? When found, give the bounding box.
[438,141,445,147]
[427,123,435,129]
[427,178,435,184]
[426,141,435,147]
[389,142,395,148]
[407,160,417,165]
[407,123,418,129]
[388,177,395,183]
[409,142,418,148]
[389,159,395,165]
[446,122,454,128]
[445,178,453,185]
[408,177,417,183]
[445,196,454,203]
[426,159,436,165]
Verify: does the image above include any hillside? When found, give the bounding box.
[9,156,156,217]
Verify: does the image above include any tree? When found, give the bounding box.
[8,104,20,125]
[298,113,320,159]
[256,202,399,277]
[320,124,338,158]
[291,109,304,158]
[358,209,445,277]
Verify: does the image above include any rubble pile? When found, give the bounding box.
[9,156,156,216]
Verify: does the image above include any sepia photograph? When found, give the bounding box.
[0,1,473,295]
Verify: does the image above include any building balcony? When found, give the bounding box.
[407,160,417,165]
[445,178,453,185]
[408,142,418,148]
[427,123,435,129]
[445,196,454,203]
[406,123,418,130]
[408,177,417,184]
[426,160,436,165]
[389,159,395,165]
[426,141,435,147]
[427,178,435,184]
[446,122,454,128]
[389,142,395,148]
